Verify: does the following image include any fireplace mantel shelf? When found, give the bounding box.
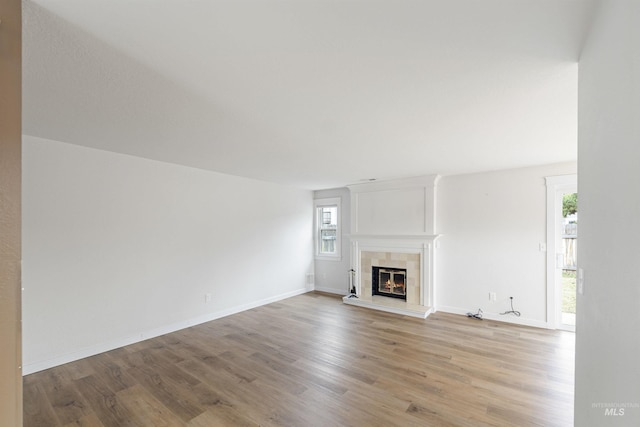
[348,234,442,240]
[342,295,433,319]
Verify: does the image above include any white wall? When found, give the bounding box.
[22,136,314,374]
[576,0,640,424]
[436,162,576,327]
[313,187,351,294]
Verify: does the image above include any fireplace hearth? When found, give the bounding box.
[372,266,407,300]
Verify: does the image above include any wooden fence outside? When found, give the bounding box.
[562,222,577,270]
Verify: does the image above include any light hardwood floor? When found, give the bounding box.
[24,292,575,426]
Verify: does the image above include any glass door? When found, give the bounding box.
[559,192,577,330]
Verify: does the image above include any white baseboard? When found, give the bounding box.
[313,286,347,295]
[23,287,311,375]
[437,305,549,329]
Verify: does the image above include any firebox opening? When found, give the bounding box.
[372,266,407,300]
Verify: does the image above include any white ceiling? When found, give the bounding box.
[23,0,596,190]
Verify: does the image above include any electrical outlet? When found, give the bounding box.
[489,292,497,302]
[205,293,212,303]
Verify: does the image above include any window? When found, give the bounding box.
[314,197,341,260]
[319,206,337,254]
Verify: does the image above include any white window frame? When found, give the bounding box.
[314,197,341,261]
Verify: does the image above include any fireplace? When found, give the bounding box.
[343,242,436,318]
[372,266,407,300]
[343,175,440,318]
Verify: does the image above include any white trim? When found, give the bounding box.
[313,286,346,295]
[438,306,549,329]
[545,174,577,329]
[348,233,440,240]
[347,174,440,235]
[314,197,342,260]
[350,234,440,310]
[22,287,311,375]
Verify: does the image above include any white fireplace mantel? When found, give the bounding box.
[344,175,441,318]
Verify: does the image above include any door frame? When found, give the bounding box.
[545,174,577,330]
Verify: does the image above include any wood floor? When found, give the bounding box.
[23,292,575,426]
